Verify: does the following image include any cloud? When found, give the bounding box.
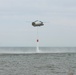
[0,0,47,11]
[0,0,76,46]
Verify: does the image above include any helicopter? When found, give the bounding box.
[31,20,44,52]
[32,20,44,27]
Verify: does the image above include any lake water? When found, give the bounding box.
[0,47,76,75]
[0,47,76,53]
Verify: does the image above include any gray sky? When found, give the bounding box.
[0,0,76,47]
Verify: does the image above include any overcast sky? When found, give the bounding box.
[0,0,76,47]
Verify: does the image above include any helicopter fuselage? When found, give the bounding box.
[32,20,44,27]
